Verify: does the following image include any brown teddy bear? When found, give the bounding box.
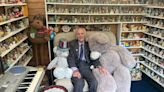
[28,14,53,66]
[29,14,51,43]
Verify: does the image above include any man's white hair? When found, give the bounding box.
[74,27,87,37]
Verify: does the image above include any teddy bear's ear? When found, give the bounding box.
[95,33,109,45]
[31,14,46,27]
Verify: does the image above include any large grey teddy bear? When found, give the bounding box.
[88,33,136,92]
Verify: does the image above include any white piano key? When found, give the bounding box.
[24,77,33,79]
[18,86,28,89]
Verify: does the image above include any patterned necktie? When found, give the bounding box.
[79,44,84,61]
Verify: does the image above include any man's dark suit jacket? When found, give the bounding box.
[67,39,101,69]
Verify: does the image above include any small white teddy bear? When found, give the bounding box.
[47,46,72,79]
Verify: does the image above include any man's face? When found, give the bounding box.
[76,28,86,43]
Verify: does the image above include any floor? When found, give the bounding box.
[131,74,164,92]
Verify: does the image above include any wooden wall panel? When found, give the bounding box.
[28,9,45,16]
[27,0,45,22]
[28,3,45,9]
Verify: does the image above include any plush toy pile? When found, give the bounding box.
[88,33,136,92]
[47,46,72,79]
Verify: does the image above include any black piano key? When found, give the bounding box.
[28,71,37,74]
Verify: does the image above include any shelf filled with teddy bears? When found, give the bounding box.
[0,32,27,57]
[0,32,32,72]
[45,0,147,82]
[0,0,31,73]
[140,30,164,87]
[138,0,164,87]
[120,24,146,49]
[119,0,164,82]
[2,43,31,72]
[144,0,164,30]
[46,0,146,5]
[45,0,147,34]
[140,52,164,87]
[0,0,28,24]
[141,65,164,87]
[46,4,145,24]
[120,21,164,84]
[120,23,147,81]
[0,0,29,42]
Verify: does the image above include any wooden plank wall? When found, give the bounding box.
[27,0,45,23]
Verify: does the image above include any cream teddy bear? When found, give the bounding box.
[88,33,136,92]
[47,47,72,79]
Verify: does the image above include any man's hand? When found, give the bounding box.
[72,70,81,79]
[97,66,108,75]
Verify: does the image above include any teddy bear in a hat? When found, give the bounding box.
[47,38,73,79]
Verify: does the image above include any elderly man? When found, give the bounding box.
[67,27,107,92]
